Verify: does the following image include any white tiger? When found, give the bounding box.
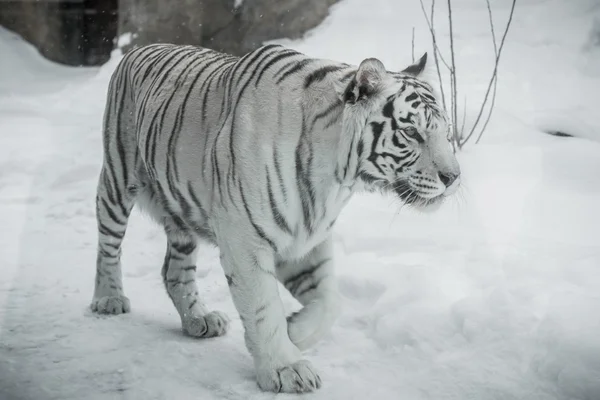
[91,43,461,393]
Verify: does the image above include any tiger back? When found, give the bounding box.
[91,43,460,393]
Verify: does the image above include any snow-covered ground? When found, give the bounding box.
[1,0,600,399]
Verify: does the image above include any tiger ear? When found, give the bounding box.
[401,52,428,76]
[342,58,387,104]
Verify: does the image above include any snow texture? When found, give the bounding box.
[1,0,600,399]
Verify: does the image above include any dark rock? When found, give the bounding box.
[121,0,340,56]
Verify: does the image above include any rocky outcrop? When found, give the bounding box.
[0,0,339,65]
[121,0,340,56]
[0,1,117,66]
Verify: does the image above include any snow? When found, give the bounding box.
[117,32,134,48]
[234,0,244,10]
[1,0,600,398]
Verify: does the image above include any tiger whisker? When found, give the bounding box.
[380,177,407,192]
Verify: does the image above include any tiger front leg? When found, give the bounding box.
[220,245,322,393]
[162,229,229,338]
[278,237,342,351]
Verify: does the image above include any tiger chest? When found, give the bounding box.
[284,185,353,259]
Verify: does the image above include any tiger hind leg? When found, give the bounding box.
[91,166,138,314]
[278,237,342,351]
[162,223,229,338]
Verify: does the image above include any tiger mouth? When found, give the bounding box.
[393,181,444,208]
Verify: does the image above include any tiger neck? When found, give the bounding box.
[302,66,363,192]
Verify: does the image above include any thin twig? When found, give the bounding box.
[447,0,459,148]
[430,0,447,113]
[461,0,516,146]
[418,0,451,70]
[475,76,498,144]
[411,27,415,63]
[459,95,467,139]
[474,0,500,144]
[420,0,446,112]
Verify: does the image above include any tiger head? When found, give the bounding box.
[343,53,461,210]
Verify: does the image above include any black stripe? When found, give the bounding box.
[275,59,314,84]
[208,50,253,156]
[162,245,172,285]
[140,48,194,143]
[194,58,236,186]
[357,139,364,158]
[128,45,167,80]
[160,56,202,189]
[210,126,228,210]
[228,46,282,182]
[181,53,229,122]
[265,166,293,235]
[98,221,125,239]
[100,171,118,212]
[172,241,196,256]
[235,44,282,86]
[102,241,120,251]
[187,181,209,221]
[284,259,329,294]
[342,141,354,179]
[295,277,324,298]
[147,49,197,173]
[98,247,117,259]
[304,65,345,88]
[368,121,387,176]
[295,110,316,234]
[216,60,237,122]
[239,183,277,250]
[137,47,192,129]
[405,92,418,102]
[171,185,192,224]
[310,99,343,130]
[200,63,233,191]
[383,98,395,119]
[100,197,126,226]
[201,60,230,123]
[273,145,287,204]
[273,96,288,203]
[114,67,130,187]
[254,49,299,87]
[102,103,128,218]
[131,46,172,88]
[209,54,255,194]
[403,156,418,169]
[340,69,357,81]
[379,151,406,165]
[399,112,415,125]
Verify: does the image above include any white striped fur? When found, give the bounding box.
[91,44,460,393]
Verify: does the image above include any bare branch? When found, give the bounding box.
[412,27,415,63]
[447,0,459,148]
[474,0,500,144]
[427,0,447,113]
[419,0,451,70]
[459,95,467,138]
[461,0,516,146]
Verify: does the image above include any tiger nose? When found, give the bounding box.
[438,172,459,187]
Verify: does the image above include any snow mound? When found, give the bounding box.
[1,1,600,399]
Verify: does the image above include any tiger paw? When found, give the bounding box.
[287,296,341,351]
[183,311,229,338]
[91,295,131,315]
[256,360,322,393]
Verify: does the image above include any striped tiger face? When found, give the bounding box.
[346,54,461,209]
